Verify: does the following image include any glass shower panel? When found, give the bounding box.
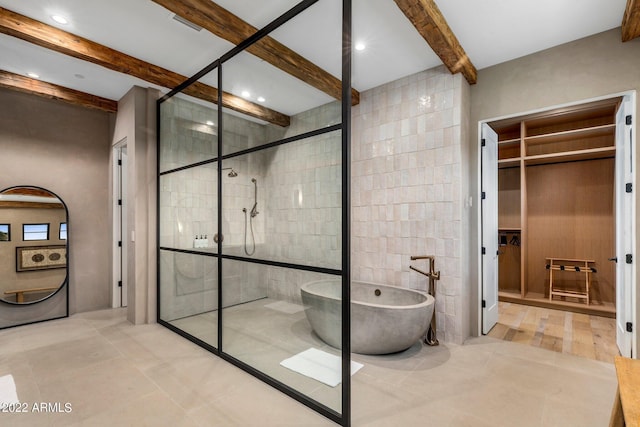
[158,1,349,423]
[221,130,342,269]
[159,249,218,348]
[158,92,219,174]
[221,50,340,156]
[221,259,342,413]
[159,163,218,253]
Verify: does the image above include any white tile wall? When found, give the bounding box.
[159,97,343,312]
[351,65,468,343]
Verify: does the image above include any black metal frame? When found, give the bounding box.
[0,185,70,324]
[156,1,351,425]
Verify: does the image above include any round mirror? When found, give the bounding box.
[0,186,68,304]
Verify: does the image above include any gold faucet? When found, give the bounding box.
[409,255,440,281]
[410,255,440,346]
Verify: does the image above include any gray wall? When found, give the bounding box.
[0,88,113,316]
[112,86,159,325]
[468,28,640,341]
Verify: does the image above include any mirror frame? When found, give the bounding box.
[0,185,69,306]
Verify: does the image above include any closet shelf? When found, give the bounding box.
[524,146,615,166]
[498,158,520,168]
[498,146,615,168]
[498,138,520,146]
[525,123,615,145]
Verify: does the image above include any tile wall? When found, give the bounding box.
[159,97,342,317]
[351,65,469,343]
[159,67,471,342]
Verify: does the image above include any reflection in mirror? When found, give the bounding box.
[0,186,68,304]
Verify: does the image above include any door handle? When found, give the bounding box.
[608,257,618,263]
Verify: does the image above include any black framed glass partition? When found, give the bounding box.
[157,1,351,424]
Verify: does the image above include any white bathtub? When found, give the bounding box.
[300,280,435,355]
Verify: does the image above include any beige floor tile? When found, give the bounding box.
[38,358,158,425]
[2,407,54,427]
[348,379,416,426]
[106,334,166,371]
[23,336,121,383]
[67,390,200,427]
[0,305,620,427]
[0,328,25,356]
[16,317,99,352]
[447,379,546,427]
[190,378,334,427]
[542,395,615,427]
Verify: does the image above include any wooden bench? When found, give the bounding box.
[610,356,640,427]
[546,257,596,305]
[4,286,59,303]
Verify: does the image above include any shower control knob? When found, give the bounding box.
[213,233,223,243]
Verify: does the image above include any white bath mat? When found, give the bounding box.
[280,348,363,387]
[0,375,19,405]
[264,300,306,314]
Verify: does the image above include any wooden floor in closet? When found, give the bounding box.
[487,301,618,363]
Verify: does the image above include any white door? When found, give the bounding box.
[615,95,635,357]
[481,123,499,334]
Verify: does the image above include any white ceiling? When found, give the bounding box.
[0,0,628,118]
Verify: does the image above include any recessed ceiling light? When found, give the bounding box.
[257,96,265,103]
[51,15,68,25]
[241,90,250,98]
[355,42,366,51]
[26,72,39,79]
[206,120,214,126]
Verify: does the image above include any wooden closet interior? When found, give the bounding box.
[490,97,622,318]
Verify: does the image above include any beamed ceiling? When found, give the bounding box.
[0,0,634,123]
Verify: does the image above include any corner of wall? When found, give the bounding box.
[113,86,159,325]
[146,88,160,324]
[459,75,474,342]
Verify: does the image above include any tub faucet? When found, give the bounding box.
[409,255,440,281]
[410,255,440,346]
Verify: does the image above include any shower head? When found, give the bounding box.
[222,167,238,177]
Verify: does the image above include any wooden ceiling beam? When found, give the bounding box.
[0,7,290,126]
[393,0,477,85]
[151,0,359,105]
[0,69,117,112]
[622,0,640,41]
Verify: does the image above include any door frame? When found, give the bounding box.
[477,90,637,357]
[112,138,128,308]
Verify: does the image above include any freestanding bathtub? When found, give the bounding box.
[300,280,435,355]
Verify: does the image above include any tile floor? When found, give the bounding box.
[170,298,344,412]
[487,302,618,363]
[0,306,618,427]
